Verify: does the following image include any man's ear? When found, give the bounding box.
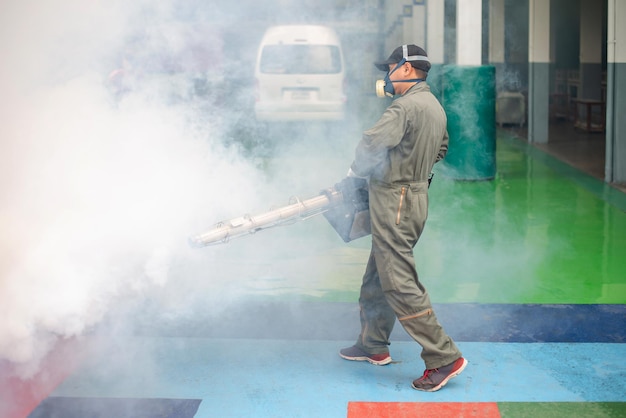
[405,63,418,77]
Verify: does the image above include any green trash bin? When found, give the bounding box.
[440,65,496,181]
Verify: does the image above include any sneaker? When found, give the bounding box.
[411,357,468,392]
[339,345,392,366]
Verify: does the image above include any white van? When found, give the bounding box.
[254,25,347,121]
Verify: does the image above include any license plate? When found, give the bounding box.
[290,90,310,100]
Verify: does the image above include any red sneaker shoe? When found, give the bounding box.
[411,357,468,392]
[339,345,392,366]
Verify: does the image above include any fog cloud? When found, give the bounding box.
[0,0,275,376]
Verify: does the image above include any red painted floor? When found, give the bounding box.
[0,338,84,418]
[348,402,501,418]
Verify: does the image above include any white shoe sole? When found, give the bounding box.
[339,353,392,366]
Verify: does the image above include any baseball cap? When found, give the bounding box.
[375,44,431,72]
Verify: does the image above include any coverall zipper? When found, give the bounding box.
[396,186,406,225]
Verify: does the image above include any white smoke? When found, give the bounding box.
[0,0,267,376]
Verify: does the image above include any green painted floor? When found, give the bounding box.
[212,132,626,305]
[496,402,626,418]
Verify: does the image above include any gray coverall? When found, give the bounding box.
[350,81,462,369]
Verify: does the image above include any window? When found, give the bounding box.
[259,45,342,74]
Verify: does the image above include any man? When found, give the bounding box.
[339,45,467,392]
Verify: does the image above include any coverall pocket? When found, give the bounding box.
[395,184,416,225]
[395,186,407,225]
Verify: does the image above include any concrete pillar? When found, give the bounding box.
[384,0,402,53]
[422,0,446,102]
[409,2,427,48]
[393,0,404,51]
[426,0,445,65]
[579,0,603,100]
[528,0,551,144]
[606,0,626,183]
[489,0,505,64]
[403,4,414,45]
[489,0,506,89]
[457,0,482,65]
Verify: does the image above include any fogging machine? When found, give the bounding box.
[188,177,371,247]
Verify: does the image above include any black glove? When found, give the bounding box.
[335,177,369,209]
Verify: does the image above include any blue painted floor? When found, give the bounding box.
[37,338,625,417]
[28,300,626,417]
[24,132,626,417]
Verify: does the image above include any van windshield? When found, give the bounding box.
[259,45,342,74]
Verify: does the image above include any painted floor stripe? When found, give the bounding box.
[497,402,626,417]
[122,302,626,343]
[347,402,501,418]
[29,397,201,418]
[0,338,84,418]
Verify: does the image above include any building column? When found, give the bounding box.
[393,0,404,51]
[381,1,443,60]
[488,0,506,89]
[403,4,414,45]
[406,2,425,48]
[383,0,403,53]
[528,0,551,144]
[579,0,603,101]
[457,0,482,65]
[426,0,445,64]
[606,0,626,183]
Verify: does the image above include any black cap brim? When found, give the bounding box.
[374,59,396,72]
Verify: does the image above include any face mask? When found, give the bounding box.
[375,45,429,98]
[375,60,425,98]
[376,60,402,98]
